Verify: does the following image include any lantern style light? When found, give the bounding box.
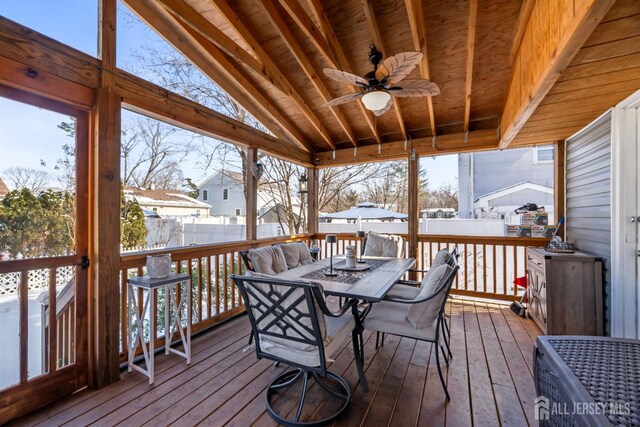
[299,172,308,195]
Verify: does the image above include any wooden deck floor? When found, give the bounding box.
[12,298,541,427]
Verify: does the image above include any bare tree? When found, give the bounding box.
[2,167,50,193]
[121,118,192,189]
[318,164,382,212]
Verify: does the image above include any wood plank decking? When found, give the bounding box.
[11,298,541,427]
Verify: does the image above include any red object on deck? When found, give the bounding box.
[513,276,528,289]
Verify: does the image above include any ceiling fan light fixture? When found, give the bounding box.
[361,90,391,111]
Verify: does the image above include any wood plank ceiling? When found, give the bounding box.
[122,0,639,163]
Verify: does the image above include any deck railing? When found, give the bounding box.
[117,232,547,360]
[314,232,548,301]
[118,234,312,361]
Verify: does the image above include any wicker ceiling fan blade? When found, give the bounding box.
[380,52,423,85]
[323,68,369,87]
[394,79,441,95]
[322,93,364,108]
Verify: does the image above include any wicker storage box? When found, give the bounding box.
[534,336,640,426]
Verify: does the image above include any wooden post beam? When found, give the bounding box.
[92,0,121,388]
[407,150,420,266]
[404,0,436,137]
[246,147,258,240]
[306,167,318,235]
[499,0,616,149]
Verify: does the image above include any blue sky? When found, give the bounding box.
[0,1,458,190]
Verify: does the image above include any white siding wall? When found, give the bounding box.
[565,112,612,332]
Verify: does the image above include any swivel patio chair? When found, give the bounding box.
[362,231,405,257]
[231,274,367,426]
[364,260,459,401]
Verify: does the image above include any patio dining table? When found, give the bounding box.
[274,255,415,392]
[273,255,416,303]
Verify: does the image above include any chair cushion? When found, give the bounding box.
[279,242,314,269]
[246,246,288,275]
[363,231,404,257]
[406,264,452,329]
[385,284,421,300]
[260,309,355,367]
[431,249,451,268]
[365,300,437,341]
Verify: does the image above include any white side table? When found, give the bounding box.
[127,272,191,384]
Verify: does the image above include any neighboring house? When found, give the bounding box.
[123,186,210,218]
[0,177,9,199]
[422,208,456,219]
[458,146,554,220]
[198,171,249,217]
[198,170,299,218]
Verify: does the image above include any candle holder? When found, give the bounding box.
[325,235,338,276]
[356,231,366,263]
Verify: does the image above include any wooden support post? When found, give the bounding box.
[554,140,565,239]
[306,167,318,235]
[246,147,258,241]
[407,150,420,273]
[91,0,120,388]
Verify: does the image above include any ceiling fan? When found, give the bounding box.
[322,45,440,116]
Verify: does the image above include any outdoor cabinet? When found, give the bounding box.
[525,247,604,335]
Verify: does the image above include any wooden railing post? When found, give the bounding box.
[246,147,258,241]
[407,150,420,273]
[307,167,318,235]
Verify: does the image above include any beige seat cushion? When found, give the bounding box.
[365,300,437,341]
[363,231,404,257]
[384,283,421,300]
[279,242,314,269]
[260,310,355,367]
[405,264,452,329]
[246,246,288,275]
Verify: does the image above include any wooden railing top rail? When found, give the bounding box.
[0,254,82,274]
[119,234,313,267]
[314,232,549,246]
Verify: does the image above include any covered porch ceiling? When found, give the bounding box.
[119,0,640,165]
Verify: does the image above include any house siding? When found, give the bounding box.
[198,172,246,216]
[458,147,554,218]
[565,111,612,333]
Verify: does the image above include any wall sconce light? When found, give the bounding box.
[252,161,264,180]
[299,172,308,195]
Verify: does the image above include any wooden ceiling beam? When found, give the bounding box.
[361,0,408,140]
[404,0,436,137]
[293,0,383,144]
[117,70,312,166]
[210,0,335,150]
[124,0,311,151]
[156,0,284,93]
[314,129,499,166]
[259,0,354,147]
[463,0,478,133]
[509,0,536,66]
[499,0,616,149]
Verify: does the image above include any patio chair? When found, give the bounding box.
[386,247,460,361]
[362,231,405,257]
[231,274,367,426]
[364,260,459,401]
